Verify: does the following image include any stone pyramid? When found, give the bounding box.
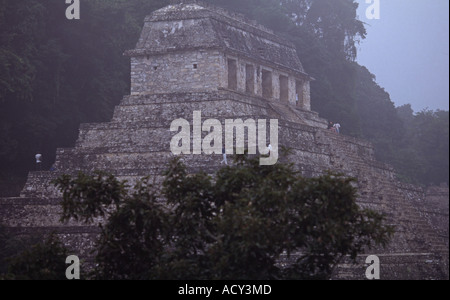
[0,1,448,279]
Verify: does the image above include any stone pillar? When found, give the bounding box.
[256,66,263,97]
[218,54,227,90]
[237,59,246,93]
[303,81,311,111]
[130,57,141,96]
[272,71,279,101]
[288,77,297,105]
[279,74,289,103]
[244,63,256,95]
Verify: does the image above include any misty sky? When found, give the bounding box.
[355,0,449,112]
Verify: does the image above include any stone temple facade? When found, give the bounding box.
[0,1,448,280]
[125,1,312,111]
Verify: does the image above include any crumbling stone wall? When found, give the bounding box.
[131,50,223,95]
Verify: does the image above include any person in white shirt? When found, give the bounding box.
[334,123,341,134]
[35,154,43,171]
[221,147,228,165]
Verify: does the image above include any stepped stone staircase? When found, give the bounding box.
[0,90,448,280]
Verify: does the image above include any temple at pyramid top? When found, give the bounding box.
[124,0,313,110]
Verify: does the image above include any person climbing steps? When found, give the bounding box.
[221,147,228,165]
[35,153,43,171]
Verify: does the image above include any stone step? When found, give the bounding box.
[55,152,229,174]
[74,119,321,153]
[267,102,304,124]
[112,99,272,124]
[333,253,449,280]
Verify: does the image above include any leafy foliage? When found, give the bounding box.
[394,106,449,185]
[53,156,393,280]
[3,233,69,280]
[0,224,49,278]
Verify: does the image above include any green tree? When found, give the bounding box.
[393,106,449,185]
[4,234,69,280]
[353,66,405,161]
[414,110,449,185]
[54,156,393,280]
[0,224,50,278]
